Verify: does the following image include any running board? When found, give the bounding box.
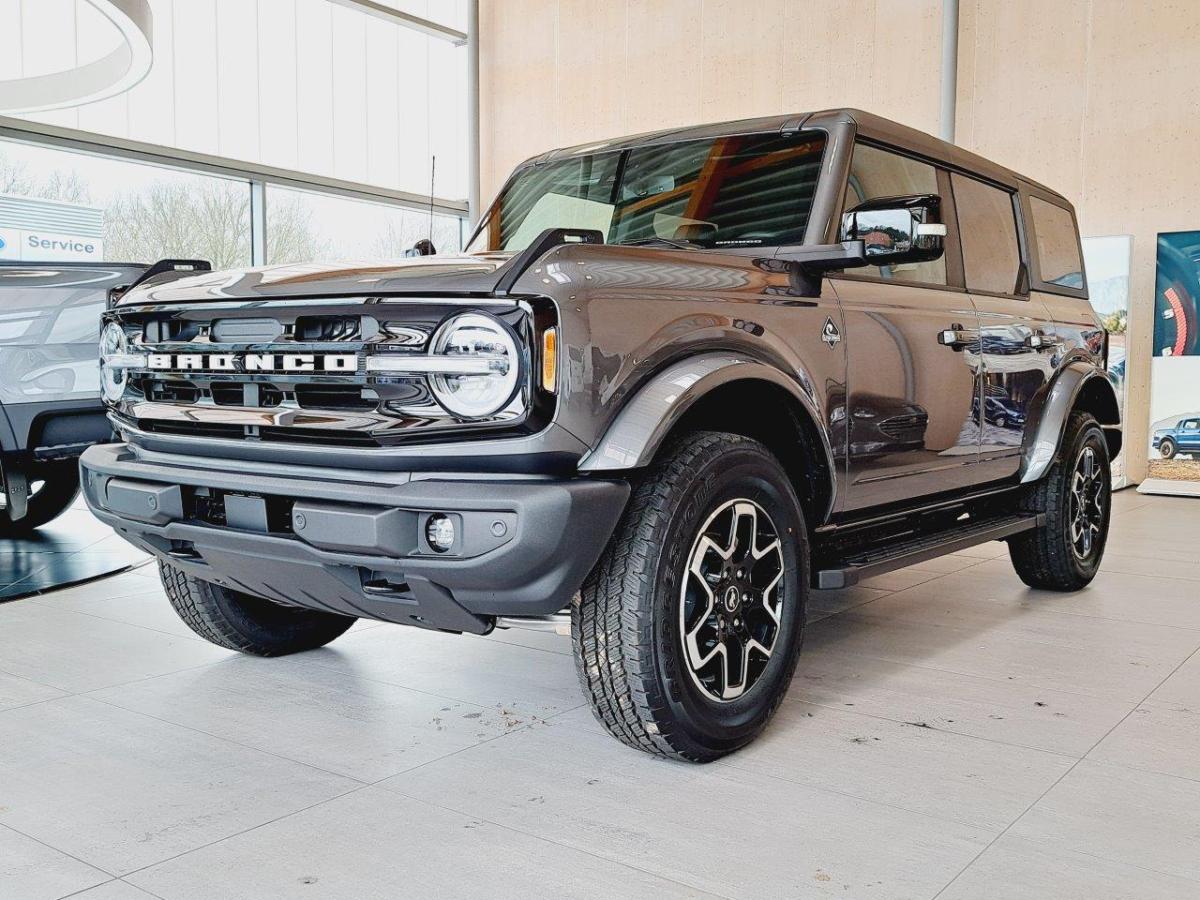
[814,513,1043,590]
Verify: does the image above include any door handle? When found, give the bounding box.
[1025,329,1051,349]
[937,324,975,350]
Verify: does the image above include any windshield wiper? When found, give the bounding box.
[619,236,697,250]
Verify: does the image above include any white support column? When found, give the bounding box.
[467,0,481,228]
[250,179,267,266]
[940,0,960,144]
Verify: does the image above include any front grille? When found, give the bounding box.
[878,414,928,441]
[115,302,537,450]
[294,384,375,410]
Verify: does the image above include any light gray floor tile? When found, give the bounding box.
[67,880,164,900]
[0,668,65,711]
[807,584,890,622]
[0,695,359,875]
[128,785,712,900]
[33,569,166,604]
[948,541,1009,560]
[804,585,1200,703]
[380,722,993,899]
[938,833,1200,900]
[1145,649,1200,709]
[91,655,536,782]
[300,623,583,715]
[856,567,942,592]
[792,650,1135,757]
[1098,552,1200,582]
[482,626,573,655]
[0,825,110,900]
[1009,760,1200,882]
[726,699,1075,830]
[905,553,984,574]
[1087,703,1200,781]
[0,603,231,693]
[33,587,198,640]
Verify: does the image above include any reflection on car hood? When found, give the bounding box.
[117,254,516,305]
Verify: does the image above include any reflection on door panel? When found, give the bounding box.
[835,277,982,510]
[969,301,1055,469]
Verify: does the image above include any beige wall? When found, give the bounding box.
[479,0,1200,483]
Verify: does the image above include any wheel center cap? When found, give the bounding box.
[723,585,741,613]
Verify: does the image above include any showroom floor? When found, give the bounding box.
[2,489,1199,899]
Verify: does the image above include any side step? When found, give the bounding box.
[814,512,1043,590]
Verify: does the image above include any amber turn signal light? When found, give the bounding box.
[541,327,557,393]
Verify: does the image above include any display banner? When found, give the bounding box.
[1141,230,1200,497]
[1082,235,1132,488]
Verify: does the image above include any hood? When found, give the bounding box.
[118,253,516,306]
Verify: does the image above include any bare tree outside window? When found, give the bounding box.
[104,181,330,269]
[1,153,89,204]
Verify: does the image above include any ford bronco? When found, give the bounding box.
[81,110,1120,761]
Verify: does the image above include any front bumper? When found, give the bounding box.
[80,442,629,634]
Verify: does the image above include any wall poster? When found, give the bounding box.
[1143,230,1200,496]
[1082,235,1131,488]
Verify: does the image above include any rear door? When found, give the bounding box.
[833,142,982,512]
[948,173,1056,480]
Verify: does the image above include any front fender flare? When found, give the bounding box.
[578,352,836,490]
[1020,362,1122,483]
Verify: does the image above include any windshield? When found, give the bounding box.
[467,130,827,253]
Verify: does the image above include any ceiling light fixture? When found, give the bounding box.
[0,0,154,114]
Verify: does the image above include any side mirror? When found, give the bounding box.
[839,194,945,267]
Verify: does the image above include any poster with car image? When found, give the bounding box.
[1082,235,1131,488]
[1147,230,1200,490]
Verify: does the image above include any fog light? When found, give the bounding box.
[425,514,455,552]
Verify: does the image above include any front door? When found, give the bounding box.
[835,278,981,510]
[834,142,981,512]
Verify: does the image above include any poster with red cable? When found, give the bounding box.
[1145,230,1200,495]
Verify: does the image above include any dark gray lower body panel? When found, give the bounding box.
[81,442,629,633]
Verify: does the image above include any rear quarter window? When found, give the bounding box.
[1030,197,1084,288]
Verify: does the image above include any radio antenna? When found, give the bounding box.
[428,155,436,243]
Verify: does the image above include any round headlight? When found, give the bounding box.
[99,322,128,403]
[429,313,521,419]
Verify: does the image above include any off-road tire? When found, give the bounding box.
[160,561,356,656]
[0,460,81,536]
[1159,438,1177,460]
[1008,411,1110,591]
[573,431,808,762]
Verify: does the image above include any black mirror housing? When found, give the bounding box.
[839,194,945,267]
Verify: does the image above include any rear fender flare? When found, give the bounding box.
[1020,362,1122,483]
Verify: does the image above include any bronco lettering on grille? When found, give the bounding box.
[146,353,359,373]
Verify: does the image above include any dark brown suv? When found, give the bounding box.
[83,109,1120,761]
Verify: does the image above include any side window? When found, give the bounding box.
[844,143,945,285]
[1030,197,1084,288]
[951,173,1022,295]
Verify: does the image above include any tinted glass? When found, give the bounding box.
[844,143,945,285]
[469,132,827,252]
[952,174,1021,294]
[1030,197,1084,288]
